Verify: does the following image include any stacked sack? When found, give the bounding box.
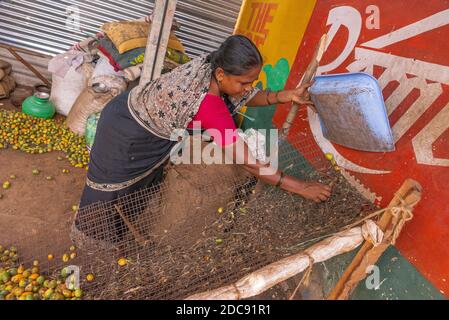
[49,16,191,148]
[0,60,16,99]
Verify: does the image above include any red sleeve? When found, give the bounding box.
[188,94,238,147]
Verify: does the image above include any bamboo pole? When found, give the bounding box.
[186,227,365,300]
[327,179,422,300]
[281,34,327,137]
[139,0,178,84]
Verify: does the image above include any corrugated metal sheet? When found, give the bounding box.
[0,0,242,85]
[0,0,242,57]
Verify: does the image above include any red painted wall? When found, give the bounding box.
[273,0,449,296]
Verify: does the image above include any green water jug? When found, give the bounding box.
[22,92,55,119]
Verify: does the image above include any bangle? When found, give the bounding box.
[276,171,285,187]
[267,90,279,105]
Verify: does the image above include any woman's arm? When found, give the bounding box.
[223,136,331,203]
[246,83,317,112]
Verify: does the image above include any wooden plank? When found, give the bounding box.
[140,0,178,84]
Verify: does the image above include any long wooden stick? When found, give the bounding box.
[114,204,147,246]
[327,179,422,300]
[140,0,178,84]
[5,46,51,87]
[281,34,327,137]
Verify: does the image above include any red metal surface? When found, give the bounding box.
[273,0,449,296]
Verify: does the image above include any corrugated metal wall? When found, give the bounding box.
[0,0,242,85]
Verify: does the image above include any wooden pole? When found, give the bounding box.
[186,227,366,300]
[327,179,422,300]
[4,46,52,87]
[114,204,147,246]
[281,34,327,137]
[139,0,178,84]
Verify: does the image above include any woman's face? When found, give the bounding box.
[215,66,262,98]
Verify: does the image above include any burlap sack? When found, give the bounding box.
[66,75,127,135]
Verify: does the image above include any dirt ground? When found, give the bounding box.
[0,98,86,261]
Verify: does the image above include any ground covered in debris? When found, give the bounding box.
[1,98,376,300]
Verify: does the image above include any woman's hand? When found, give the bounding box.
[297,182,332,203]
[280,175,332,203]
[281,82,317,113]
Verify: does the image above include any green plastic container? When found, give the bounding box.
[22,92,55,119]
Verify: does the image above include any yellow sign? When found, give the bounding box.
[235,0,317,89]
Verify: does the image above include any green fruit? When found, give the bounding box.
[60,267,68,278]
[36,276,45,285]
[19,279,27,288]
[8,268,17,276]
[0,271,11,283]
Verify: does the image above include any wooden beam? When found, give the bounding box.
[140,0,178,84]
[327,179,422,300]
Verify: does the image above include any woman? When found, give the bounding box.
[75,35,331,243]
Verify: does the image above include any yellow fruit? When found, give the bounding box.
[70,252,77,259]
[62,289,72,298]
[71,205,78,212]
[86,274,94,282]
[46,176,53,181]
[43,288,53,299]
[117,258,127,267]
[69,245,76,251]
[17,265,24,274]
[29,273,39,281]
[32,260,39,267]
[31,267,39,274]
[11,274,23,283]
[9,175,16,179]
[13,287,24,297]
[48,280,57,289]
[47,254,54,261]
[217,207,223,214]
[215,238,223,245]
[74,288,83,298]
[62,253,69,262]
[32,169,40,175]
[19,279,27,288]
[2,181,11,189]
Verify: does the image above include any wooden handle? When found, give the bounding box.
[281,34,327,136]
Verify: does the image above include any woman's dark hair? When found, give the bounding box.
[207,35,263,76]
